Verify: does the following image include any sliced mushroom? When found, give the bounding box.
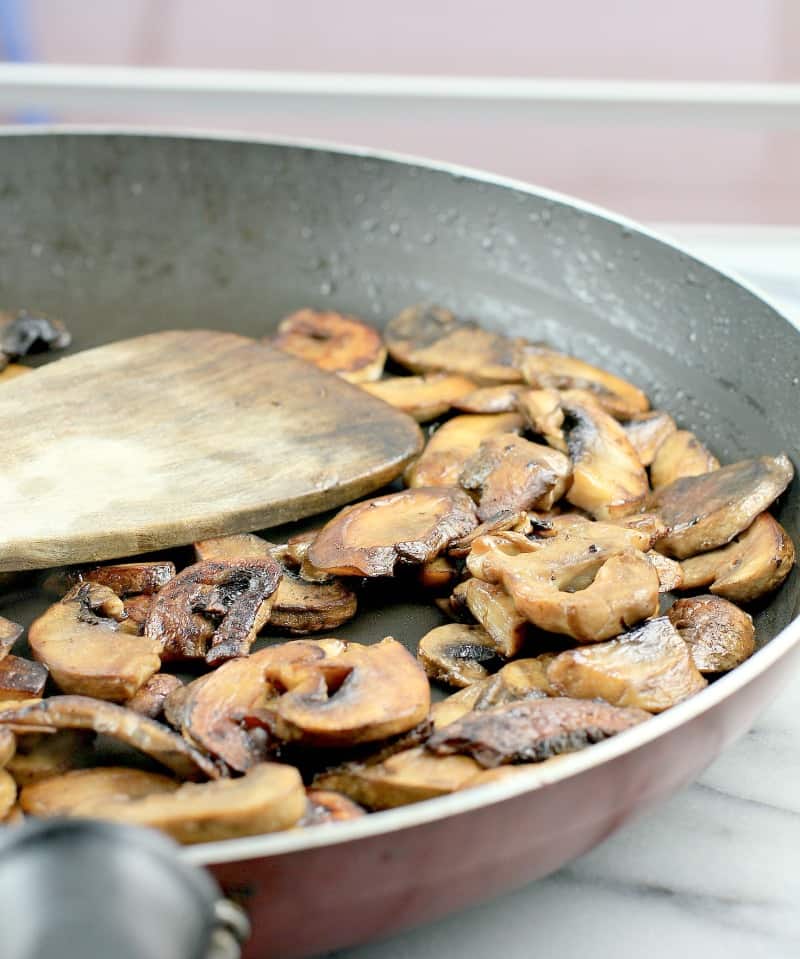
[386,304,525,383]
[0,310,71,358]
[194,533,278,563]
[427,696,649,768]
[453,384,527,414]
[0,729,14,767]
[622,411,677,466]
[405,412,524,488]
[517,388,567,451]
[5,731,91,786]
[0,617,22,661]
[680,512,795,603]
[0,769,15,819]
[82,561,176,596]
[0,363,31,382]
[76,762,306,844]
[448,510,532,557]
[417,556,461,592]
[362,373,476,422]
[459,578,529,657]
[650,454,794,559]
[121,594,154,629]
[0,656,48,702]
[314,746,485,810]
[20,767,179,817]
[645,551,684,592]
[255,637,431,747]
[417,624,502,688]
[650,430,719,489]
[521,347,649,417]
[307,487,478,577]
[547,616,707,712]
[272,308,386,383]
[668,595,755,673]
[29,584,161,701]
[301,789,366,826]
[144,558,283,664]
[0,697,220,780]
[561,392,648,518]
[125,673,184,720]
[459,433,572,520]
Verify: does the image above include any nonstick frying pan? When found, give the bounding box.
[0,130,797,959]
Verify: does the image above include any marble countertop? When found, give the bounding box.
[335,226,800,959]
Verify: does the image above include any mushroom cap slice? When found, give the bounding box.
[0,697,220,780]
[547,616,707,712]
[650,429,719,489]
[405,412,524,488]
[0,729,14,767]
[82,561,176,596]
[5,731,91,786]
[194,533,279,563]
[257,637,431,747]
[0,769,16,819]
[272,308,386,383]
[650,454,794,559]
[679,512,795,603]
[520,347,649,417]
[29,584,161,702]
[417,556,461,592]
[668,595,755,673]
[453,384,528,414]
[427,696,650,768]
[460,578,529,657]
[459,433,572,520]
[20,767,179,817]
[644,551,684,592]
[307,487,478,577]
[561,393,648,519]
[362,373,476,422]
[301,789,366,826]
[125,673,184,719]
[517,388,567,451]
[448,509,531,557]
[622,411,677,466]
[417,624,502,688]
[386,304,526,383]
[0,656,49,703]
[144,558,283,664]
[0,616,22,661]
[314,746,485,810]
[76,762,306,845]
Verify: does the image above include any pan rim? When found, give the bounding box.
[2,126,797,866]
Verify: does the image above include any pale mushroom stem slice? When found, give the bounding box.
[649,454,794,559]
[649,429,719,489]
[427,696,650,768]
[301,789,366,826]
[417,624,503,688]
[73,762,306,845]
[517,388,567,452]
[307,487,478,577]
[362,373,477,422]
[460,578,530,657]
[668,595,755,673]
[644,551,685,592]
[547,616,707,713]
[271,308,387,383]
[0,696,222,780]
[622,410,677,467]
[679,512,795,603]
[0,617,23,662]
[19,767,179,817]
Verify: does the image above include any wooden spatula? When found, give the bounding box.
[0,330,423,572]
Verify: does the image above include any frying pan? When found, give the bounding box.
[0,130,797,959]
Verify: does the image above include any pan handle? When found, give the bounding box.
[0,818,250,959]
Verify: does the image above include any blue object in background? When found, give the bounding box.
[0,0,53,123]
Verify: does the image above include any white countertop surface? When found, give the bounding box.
[335,225,800,959]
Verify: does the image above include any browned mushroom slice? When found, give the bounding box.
[386,304,526,384]
[257,637,431,747]
[0,617,22,661]
[29,584,161,702]
[301,789,366,826]
[645,551,684,592]
[314,746,485,810]
[194,533,276,563]
[417,556,461,592]
[517,388,567,451]
[405,412,524,488]
[460,578,529,657]
[5,731,91,786]
[272,308,386,383]
[453,384,528,414]
[448,510,531,557]
[547,616,707,712]
[650,455,794,559]
[82,561,176,596]
[561,393,648,518]
[417,624,502,688]
[121,594,154,629]
[0,310,71,357]
[20,767,179,817]
[0,697,220,780]
[0,656,48,703]
[459,433,572,521]
[0,769,16,818]
[427,696,649,768]
[622,411,677,466]
[125,674,184,720]
[144,558,283,664]
[0,363,31,382]
[362,373,476,422]
[307,487,478,577]
[77,762,306,844]
[668,596,755,673]
[650,430,719,489]
[0,729,14,767]
[521,347,649,417]
[680,512,795,603]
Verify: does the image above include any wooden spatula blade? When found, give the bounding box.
[0,330,422,571]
